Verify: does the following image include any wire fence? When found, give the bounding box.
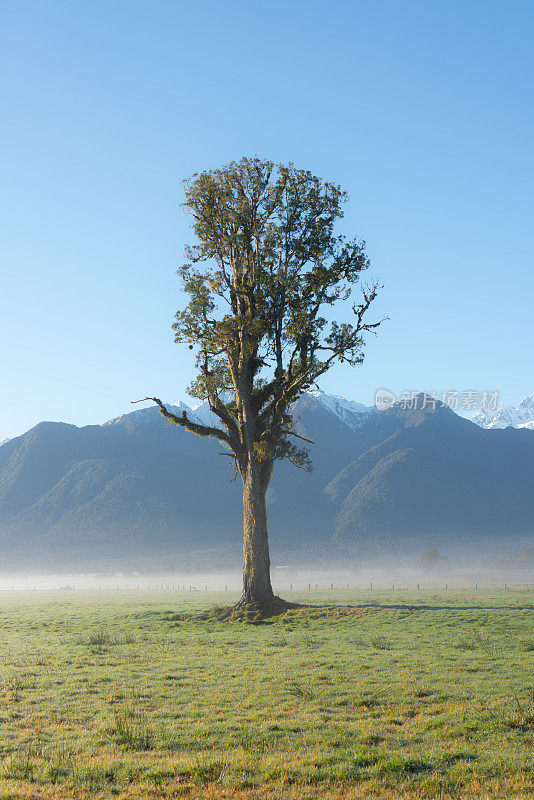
[0,581,532,592]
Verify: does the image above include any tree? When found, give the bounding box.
[138,157,382,611]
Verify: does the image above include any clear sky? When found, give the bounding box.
[1,0,533,438]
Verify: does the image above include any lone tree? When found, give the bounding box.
[139,157,382,612]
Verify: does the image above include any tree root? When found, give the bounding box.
[206,595,302,623]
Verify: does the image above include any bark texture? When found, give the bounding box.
[238,459,275,608]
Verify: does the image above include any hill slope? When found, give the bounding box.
[327,402,534,548]
[0,393,532,567]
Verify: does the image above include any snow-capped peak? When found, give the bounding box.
[191,389,374,432]
[471,394,534,430]
[188,389,375,432]
[518,393,534,413]
[305,389,374,430]
[0,436,10,447]
[190,392,233,428]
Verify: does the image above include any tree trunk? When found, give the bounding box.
[238,459,275,608]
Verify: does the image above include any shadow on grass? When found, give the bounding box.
[345,603,534,612]
[167,597,533,625]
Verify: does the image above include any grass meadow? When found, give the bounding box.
[0,587,532,799]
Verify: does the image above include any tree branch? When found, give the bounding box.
[131,398,233,447]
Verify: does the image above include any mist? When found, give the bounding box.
[0,558,531,593]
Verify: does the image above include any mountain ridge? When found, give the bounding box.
[0,391,533,569]
[103,390,376,433]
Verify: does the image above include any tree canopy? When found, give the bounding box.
[146,157,381,471]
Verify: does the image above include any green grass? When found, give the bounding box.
[0,587,532,799]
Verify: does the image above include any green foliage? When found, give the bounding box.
[168,157,382,471]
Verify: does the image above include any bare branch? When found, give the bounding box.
[290,430,315,445]
[131,397,233,447]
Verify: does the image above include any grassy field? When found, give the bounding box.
[0,587,532,799]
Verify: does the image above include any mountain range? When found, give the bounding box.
[0,391,533,569]
[471,394,534,430]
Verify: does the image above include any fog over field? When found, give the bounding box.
[1,561,531,593]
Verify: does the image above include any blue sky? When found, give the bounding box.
[1,0,533,437]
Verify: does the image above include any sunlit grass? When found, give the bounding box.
[0,587,532,798]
